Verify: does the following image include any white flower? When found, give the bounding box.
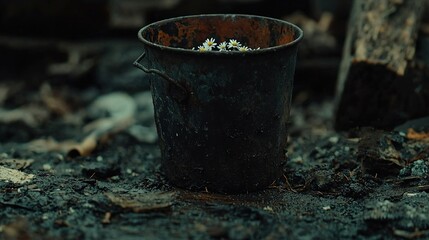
[227,39,241,49]
[193,37,258,52]
[198,45,211,52]
[204,38,217,48]
[247,47,260,51]
[202,42,213,50]
[238,46,249,52]
[217,41,227,51]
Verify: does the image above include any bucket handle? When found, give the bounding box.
[133,52,188,95]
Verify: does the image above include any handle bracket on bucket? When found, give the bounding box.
[133,52,188,96]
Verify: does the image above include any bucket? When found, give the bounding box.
[134,14,302,193]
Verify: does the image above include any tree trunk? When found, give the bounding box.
[335,0,429,130]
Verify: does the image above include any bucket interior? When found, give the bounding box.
[141,15,301,50]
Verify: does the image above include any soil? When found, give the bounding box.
[0,77,429,240]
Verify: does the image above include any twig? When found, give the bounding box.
[283,174,298,193]
[416,185,429,191]
[0,201,32,210]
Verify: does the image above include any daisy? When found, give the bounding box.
[238,46,249,52]
[227,39,241,49]
[198,45,211,52]
[202,42,213,50]
[217,41,227,51]
[204,38,217,48]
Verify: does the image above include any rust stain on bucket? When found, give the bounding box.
[147,15,296,50]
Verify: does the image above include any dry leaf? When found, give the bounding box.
[0,105,50,127]
[105,191,175,213]
[407,128,429,140]
[27,117,133,157]
[67,133,98,157]
[27,136,97,157]
[27,137,78,153]
[0,166,34,184]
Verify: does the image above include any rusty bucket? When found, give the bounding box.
[134,14,302,193]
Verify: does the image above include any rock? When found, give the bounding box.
[399,159,429,177]
[127,125,158,144]
[365,192,429,230]
[87,92,136,120]
[358,129,406,176]
[411,160,429,177]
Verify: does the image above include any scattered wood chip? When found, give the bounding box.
[0,166,34,184]
[393,228,429,239]
[105,191,175,213]
[101,212,112,224]
[322,206,331,211]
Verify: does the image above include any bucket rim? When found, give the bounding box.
[137,14,303,55]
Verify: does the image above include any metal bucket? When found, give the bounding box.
[134,14,302,193]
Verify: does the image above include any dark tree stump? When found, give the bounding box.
[335,0,429,130]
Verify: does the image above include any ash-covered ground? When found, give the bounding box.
[0,73,428,239]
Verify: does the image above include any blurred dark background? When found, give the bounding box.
[0,0,352,101]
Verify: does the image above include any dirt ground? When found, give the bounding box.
[0,78,428,240]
